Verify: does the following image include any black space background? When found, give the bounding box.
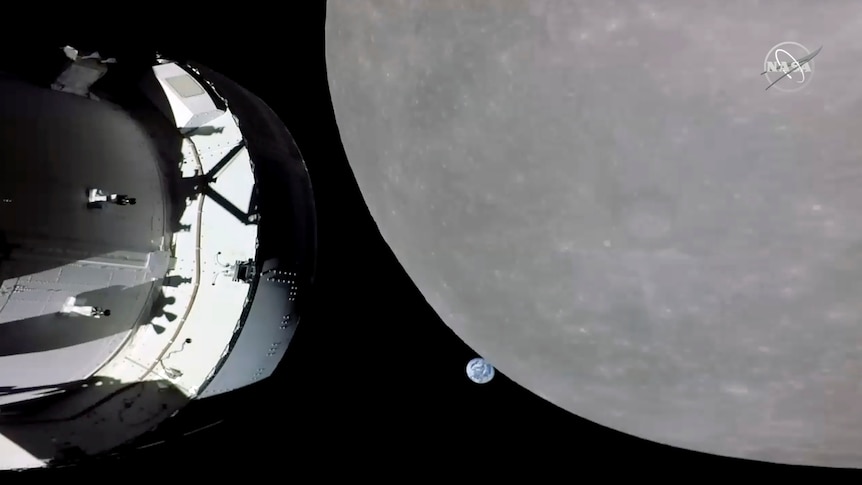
[6,2,855,479]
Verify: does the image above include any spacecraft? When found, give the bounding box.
[0,45,316,469]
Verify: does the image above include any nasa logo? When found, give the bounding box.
[762,41,820,93]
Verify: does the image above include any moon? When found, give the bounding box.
[326,1,862,466]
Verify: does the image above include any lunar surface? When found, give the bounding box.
[326,1,862,466]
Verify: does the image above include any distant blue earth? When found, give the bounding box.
[466,358,495,384]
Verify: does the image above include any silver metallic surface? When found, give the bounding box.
[0,77,166,389]
[326,1,862,465]
[0,56,315,467]
[191,64,315,399]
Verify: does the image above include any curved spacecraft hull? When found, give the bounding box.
[326,1,862,466]
[0,48,315,469]
[189,62,316,398]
